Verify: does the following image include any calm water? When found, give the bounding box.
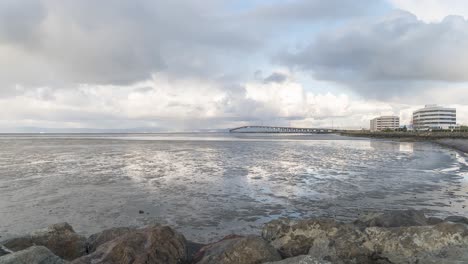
[0,133,467,242]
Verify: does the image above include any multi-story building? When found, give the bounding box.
[412,105,457,130]
[370,116,400,131]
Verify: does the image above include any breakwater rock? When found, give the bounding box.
[1,210,468,264]
[0,222,86,261]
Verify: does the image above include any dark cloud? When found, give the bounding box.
[248,0,381,22]
[0,0,383,92]
[277,11,468,98]
[263,72,288,84]
[0,0,261,89]
[0,0,45,44]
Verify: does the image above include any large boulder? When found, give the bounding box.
[194,235,281,264]
[85,227,136,253]
[262,218,341,257]
[72,225,187,264]
[427,217,444,225]
[445,216,468,225]
[262,218,373,263]
[186,240,206,262]
[1,222,86,261]
[0,246,66,264]
[413,246,468,264]
[355,210,428,228]
[263,255,331,264]
[363,222,468,263]
[262,216,468,264]
[0,246,12,257]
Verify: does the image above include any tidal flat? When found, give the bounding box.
[0,133,467,243]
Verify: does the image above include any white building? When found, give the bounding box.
[370,116,400,131]
[412,105,457,131]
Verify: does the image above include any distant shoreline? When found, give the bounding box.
[340,131,468,154]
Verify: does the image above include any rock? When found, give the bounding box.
[85,227,136,253]
[0,246,66,264]
[187,240,206,262]
[0,246,12,258]
[1,222,86,261]
[194,235,281,264]
[355,209,428,228]
[262,218,340,257]
[308,224,376,263]
[263,255,331,264]
[72,225,187,264]
[363,222,468,263]
[427,217,444,225]
[0,246,12,257]
[262,218,373,263]
[263,216,468,263]
[414,246,468,264]
[445,216,468,225]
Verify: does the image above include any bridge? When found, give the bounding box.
[229,126,336,134]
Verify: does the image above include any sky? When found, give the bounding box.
[1,0,468,132]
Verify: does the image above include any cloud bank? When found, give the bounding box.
[0,0,468,131]
[278,11,468,100]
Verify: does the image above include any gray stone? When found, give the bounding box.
[0,246,12,257]
[72,225,187,264]
[445,216,468,225]
[262,218,373,263]
[264,255,331,264]
[355,209,428,228]
[1,223,86,261]
[187,240,206,262]
[263,216,468,264]
[262,218,341,257]
[85,227,135,253]
[427,217,444,225]
[0,246,66,264]
[414,246,468,264]
[194,235,281,264]
[363,222,468,263]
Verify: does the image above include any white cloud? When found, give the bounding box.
[0,72,413,131]
[244,74,401,128]
[389,0,468,21]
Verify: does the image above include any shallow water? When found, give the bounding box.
[0,133,467,242]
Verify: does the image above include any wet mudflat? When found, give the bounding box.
[0,133,467,243]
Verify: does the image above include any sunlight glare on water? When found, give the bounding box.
[0,133,467,242]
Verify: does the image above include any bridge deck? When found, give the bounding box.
[229,126,335,133]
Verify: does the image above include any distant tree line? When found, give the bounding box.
[379,125,468,133]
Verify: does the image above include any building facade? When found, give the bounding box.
[412,105,457,130]
[370,116,400,131]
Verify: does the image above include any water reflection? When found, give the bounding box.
[369,140,414,153]
[399,142,414,153]
[0,134,466,243]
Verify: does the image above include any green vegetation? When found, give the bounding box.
[395,126,407,132]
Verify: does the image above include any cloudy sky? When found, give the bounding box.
[1,0,468,132]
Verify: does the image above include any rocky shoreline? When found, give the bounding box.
[2,210,468,263]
